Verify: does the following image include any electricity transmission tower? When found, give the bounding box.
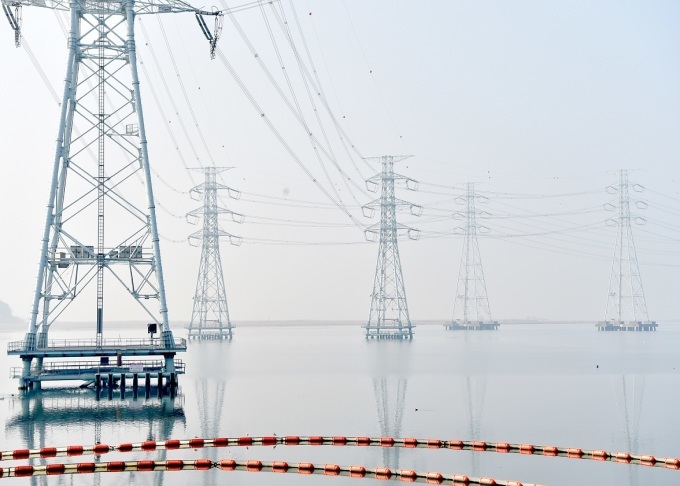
[363,155,421,340]
[599,170,656,331]
[186,167,242,340]
[3,0,227,388]
[446,183,499,331]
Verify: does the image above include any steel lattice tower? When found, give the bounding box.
[600,170,656,331]
[3,0,224,388]
[363,155,420,340]
[446,183,498,331]
[186,167,241,340]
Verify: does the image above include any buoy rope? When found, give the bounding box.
[0,458,537,485]
[1,435,677,471]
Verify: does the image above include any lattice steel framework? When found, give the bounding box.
[363,155,420,339]
[186,167,241,340]
[3,0,224,383]
[452,183,493,324]
[604,170,649,323]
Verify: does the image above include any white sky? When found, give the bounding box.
[0,0,679,328]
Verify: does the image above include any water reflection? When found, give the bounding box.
[193,379,226,486]
[464,375,486,477]
[6,390,185,486]
[373,376,407,469]
[369,340,411,470]
[617,375,645,486]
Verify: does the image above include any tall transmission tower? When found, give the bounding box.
[3,0,228,389]
[598,170,657,331]
[446,183,499,331]
[186,167,242,340]
[363,155,421,340]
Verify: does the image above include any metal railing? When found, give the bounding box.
[8,337,187,352]
[10,359,186,378]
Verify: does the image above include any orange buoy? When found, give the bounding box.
[107,462,126,472]
[194,460,212,470]
[261,436,277,446]
[76,462,96,473]
[542,446,558,456]
[140,441,156,452]
[165,439,180,450]
[519,444,534,454]
[46,464,66,475]
[448,440,464,450]
[472,441,487,451]
[136,461,155,472]
[165,460,185,471]
[40,447,57,458]
[213,437,228,447]
[14,465,35,477]
[427,439,442,449]
[93,444,110,455]
[425,471,443,484]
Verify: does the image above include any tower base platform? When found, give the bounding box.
[596,320,658,331]
[364,325,414,340]
[187,328,233,340]
[445,320,500,331]
[9,337,186,391]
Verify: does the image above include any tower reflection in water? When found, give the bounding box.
[617,374,645,486]
[464,375,486,477]
[370,339,411,470]
[6,390,185,486]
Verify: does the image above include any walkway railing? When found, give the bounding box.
[10,359,186,378]
[8,337,187,353]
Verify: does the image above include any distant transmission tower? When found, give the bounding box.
[446,183,498,331]
[363,155,421,340]
[598,169,656,331]
[186,167,242,340]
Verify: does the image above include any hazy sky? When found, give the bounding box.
[0,0,679,328]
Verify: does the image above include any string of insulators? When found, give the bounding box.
[0,436,677,471]
[0,458,540,485]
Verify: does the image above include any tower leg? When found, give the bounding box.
[33,357,43,390]
[19,358,32,390]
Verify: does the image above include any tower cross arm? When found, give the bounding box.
[1,0,220,15]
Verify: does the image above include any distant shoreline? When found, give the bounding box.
[1,319,678,331]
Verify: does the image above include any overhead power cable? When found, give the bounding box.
[213,48,366,231]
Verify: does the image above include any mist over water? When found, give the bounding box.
[1,323,678,485]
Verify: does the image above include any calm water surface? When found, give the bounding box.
[0,323,678,485]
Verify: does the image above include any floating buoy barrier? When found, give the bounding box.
[0,458,542,484]
[0,436,675,470]
[0,435,677,484]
